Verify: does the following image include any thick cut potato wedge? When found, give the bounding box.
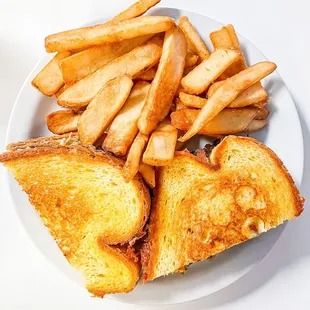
[245,119,267,131]
[46,110,81,134]
[103,81,150,156]
[254,107,269,120]
[137,66,157,81]
[123,132,149,182]
[252,100,267,109]
[207,80,225,97]
[32,52,71,96]
[185,50,199,68]
[171,108,260,136]
[210,24,247,78]
[108,0,161,24]
[55,84,70,98]
[179,62,277,141]
[58,42,162,109]
[208,81,268,108]
[78,76,133,145]
[142,120,178,166]
[181,49,240,95]
[178,16,210,60]
[175,98,187,110]
[60,35,153,85]
[138,27,187,134]
[45,16,174,52]
[179,92,206,109]
[138,162,155,188]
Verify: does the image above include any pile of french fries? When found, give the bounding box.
[33,0,277,188]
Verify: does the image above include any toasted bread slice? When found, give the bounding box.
[0,137,150,296]
[142,136,304,282]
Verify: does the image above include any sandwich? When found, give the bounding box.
[0,134,150,297]
[141,135,304,282]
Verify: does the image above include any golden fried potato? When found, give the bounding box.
[142,120,178,166]
[55,84,70,98]
[60,35,153,85]
[138,27,187,134]
[181,49,240,95]
[103,81,150,156]
[78,76,133,145]
[108,0,161,24]
[208,81,268,108]
[58,41,162,109]
[178,16,210,60]
[45,16,174,52]
[179,62,277,141]
[46,110,81,134]
[32,52,71,96]
[254,107,269,120]
[179,92,206,109]
[175,97,187,110]
[245,119,268,131]
[185,50,199,68]
[210,24,247,78]
[137,66,157,81]
[139,162,155,188]
[123,132,149,182]
[171,108,260,136]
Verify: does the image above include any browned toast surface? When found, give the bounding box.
[142,136,304,282]
[0,140,150,296]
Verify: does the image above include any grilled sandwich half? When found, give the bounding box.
[142,135,304,282]
[0,134,150,297]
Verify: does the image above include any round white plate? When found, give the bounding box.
[5,7,304,306]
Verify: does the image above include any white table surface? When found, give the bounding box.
[1,0,309,309]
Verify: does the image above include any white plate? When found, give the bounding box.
[5,7,304,306]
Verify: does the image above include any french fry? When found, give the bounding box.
[175,130,187,150]
[55,84,70,98]
[138,162,155,188]
[78,75,133,145]
[185,50,199,68]
[46,110,81,134]
[109,0,161,24]
[103,81,151,156]
[45,16,174,52]
[137,66,157,81]
[207,81,225,97]
[255,107,269,120]
[171,108,260,136]
[181,49,240,95]
[142,120,178,166]
[58,41,162,109]
[210,24,247,78]
[208,81,268,108]
[60,35,153,85]
[138,27,187,134]
[178,16,210,60]
[175,98,187,110]
[179,62,277,141]
[123,132,149,182]
[32,52,71,96]
[252,100,267,109]
[179,92,206,109]
[244,119,268,132]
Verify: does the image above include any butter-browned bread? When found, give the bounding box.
[142,136,304,282]
[0,135,150,296]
